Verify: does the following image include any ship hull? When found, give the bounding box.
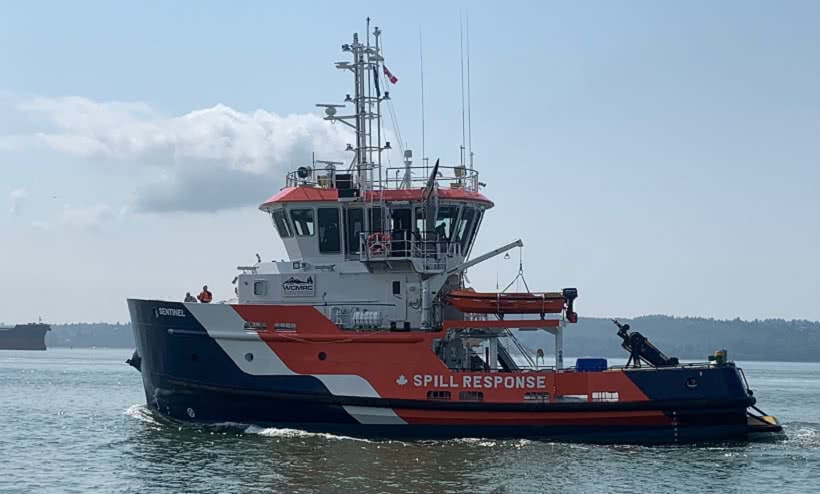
[0,324,50,350]
[128,299,781,443]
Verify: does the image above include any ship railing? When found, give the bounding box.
[285,165,480,192]
[381,165,480,192]
[285,167,338,188]
[443,361,715,374]
[359,231,462,271]
[603,361,715,371]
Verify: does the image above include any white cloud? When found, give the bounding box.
[61,203,120,230]
[5,96,353,213]
[9,188,28,215]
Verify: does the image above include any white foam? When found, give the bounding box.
[789,426,818,446]
[209,421,251,429]
[243,425,373,443]
[124,404,159,425]
[443,437,498,447]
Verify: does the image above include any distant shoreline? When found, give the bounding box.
[20,346,820,365]
[41,315,820,363]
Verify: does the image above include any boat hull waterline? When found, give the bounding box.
[128,299,781,443]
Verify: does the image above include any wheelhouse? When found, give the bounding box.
[259,164,493,266]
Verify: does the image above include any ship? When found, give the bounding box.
[0,323,50,350]
[127,22,782,443]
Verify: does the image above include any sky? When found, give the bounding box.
[1,1,819,324]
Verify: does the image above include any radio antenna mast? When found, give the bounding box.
[459,13,466,167]
[419,26,426,177]
[466,12,474,170]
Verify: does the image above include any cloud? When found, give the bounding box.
[9,188,28,215]
[5,96,353,213]
[31,220,49,230]
[61,203,120,230]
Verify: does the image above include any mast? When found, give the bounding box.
[459,14,467,168]
[466,13,474,170]
[317,22,389,194]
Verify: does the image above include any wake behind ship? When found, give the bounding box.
[0,323,50,350]
[127,21,782,443]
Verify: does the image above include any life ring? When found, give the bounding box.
[367,232,390,256]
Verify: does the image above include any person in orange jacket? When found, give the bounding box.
[197,285,213,303]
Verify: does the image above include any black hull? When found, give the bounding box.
[0,324,50,351]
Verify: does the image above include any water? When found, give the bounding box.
[1,349,819,494]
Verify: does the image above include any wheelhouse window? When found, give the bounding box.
[271,209,293,238]
[345,208,364,254]
[290,209,315,236]
[369,207,384,233]
[434,206,459,241]
[455,207,476,250]
[466,210,484,253]
[414,207,428,237]
[317,207,341,254]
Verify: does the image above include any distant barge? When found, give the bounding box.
[0,323,50,350]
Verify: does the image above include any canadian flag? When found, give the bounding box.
[383,66,398,84]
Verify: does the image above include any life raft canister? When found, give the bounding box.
[367,232,391,256]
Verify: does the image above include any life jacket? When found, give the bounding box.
[198,290,213,303]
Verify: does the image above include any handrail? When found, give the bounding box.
[285,164,480,192]
[358,230,461,269]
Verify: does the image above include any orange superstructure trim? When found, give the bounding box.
[259,187,494,209]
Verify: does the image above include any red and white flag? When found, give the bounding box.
[383,66,398,84]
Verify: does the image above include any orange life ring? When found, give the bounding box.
[367,232,390,256]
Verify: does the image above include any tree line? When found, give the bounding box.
[45,316,820,362]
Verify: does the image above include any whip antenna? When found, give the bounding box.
[459,13,466,167]
[419,26,427,177]
[466,12,474,170]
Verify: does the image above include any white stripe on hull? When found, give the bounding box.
[342,406,408,425]
[187,303,295,376]
[185,302,406,424]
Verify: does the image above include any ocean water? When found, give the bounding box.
[1,349,818,494]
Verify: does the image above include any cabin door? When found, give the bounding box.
[390,208,412,256]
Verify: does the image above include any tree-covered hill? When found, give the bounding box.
[45,316,820,362]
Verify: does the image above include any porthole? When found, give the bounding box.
[244,352,254,362]
[686,377,698,389]
[318,352,327,361]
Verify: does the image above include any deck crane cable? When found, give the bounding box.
[501,245,531,294]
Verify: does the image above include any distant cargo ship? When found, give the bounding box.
[0,323,50,350]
